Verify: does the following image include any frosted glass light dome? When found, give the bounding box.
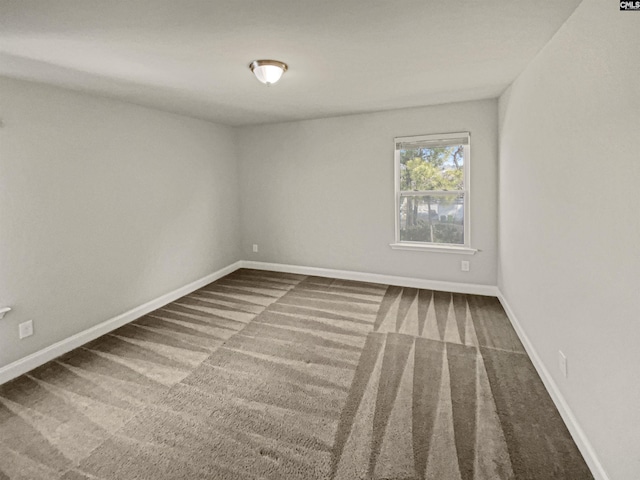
[249,60,288,85]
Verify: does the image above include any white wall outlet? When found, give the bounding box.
[252,244,258,253]
[19,320,34,339]
[461,260,470,272]
[558,350,568,378]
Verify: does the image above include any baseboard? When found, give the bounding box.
[0,260,243,386]
[496,291,610,480]
[241,260,499,296]
[0,259,608,480]
[1,259,492,385]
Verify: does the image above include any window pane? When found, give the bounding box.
[399,145,464,192]
[399,194,464,244]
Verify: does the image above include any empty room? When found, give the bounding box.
[0,1,637,479]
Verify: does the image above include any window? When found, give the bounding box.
[391,132,475,253]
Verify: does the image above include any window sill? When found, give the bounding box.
[389,243,478,255]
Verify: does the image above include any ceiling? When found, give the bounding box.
[0,0,582,126]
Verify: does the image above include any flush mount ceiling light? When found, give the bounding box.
[249,60,288,86]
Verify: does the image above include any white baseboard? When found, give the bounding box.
[0,258,608,480]
[496,291,609,480]
[241,260,499,296]
[0,261,243,386]
[0,259,493,385]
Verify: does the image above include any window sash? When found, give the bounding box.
[400,190,465,197]
[395,131,469,150]
[393,131,471,248]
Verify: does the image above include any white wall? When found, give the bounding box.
[238,99,498,286]
[0,77,241,368]
[498,1,640,478]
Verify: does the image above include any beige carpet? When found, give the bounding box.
[0,269,593,479]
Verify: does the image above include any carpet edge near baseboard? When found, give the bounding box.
[0,260,244,386]
[496,291,610,480]
[0,260,605,480]
[1,260,497,386]
[241,260,499,297]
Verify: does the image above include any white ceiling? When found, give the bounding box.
[0,0,582,126]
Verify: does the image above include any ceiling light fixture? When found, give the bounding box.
[249,60,288,86]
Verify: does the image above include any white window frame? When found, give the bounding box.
[390,131,477,255]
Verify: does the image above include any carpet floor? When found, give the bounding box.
[0,269,593,479]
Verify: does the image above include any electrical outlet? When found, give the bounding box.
[558,350,568,378]
[252,244,258,253]
[461,260,470,272]
[19,320,33,339]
